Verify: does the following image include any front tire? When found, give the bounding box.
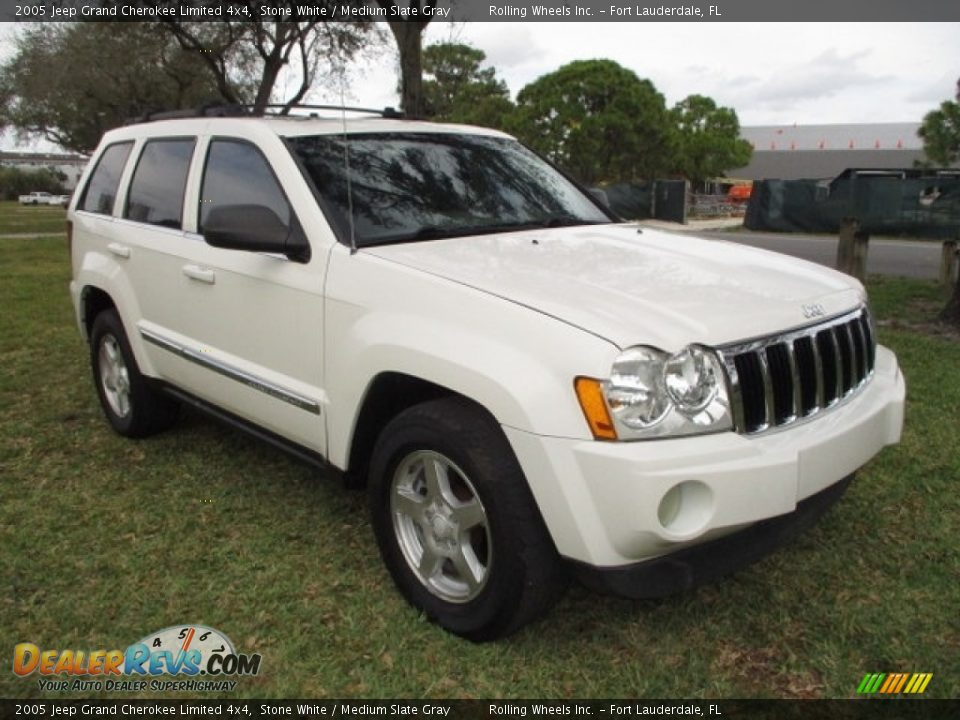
[368,397,566,641]
[90,309,179,437]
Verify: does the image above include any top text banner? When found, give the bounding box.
[2,0,960,22]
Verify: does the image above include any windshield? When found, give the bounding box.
[285,132,612,247]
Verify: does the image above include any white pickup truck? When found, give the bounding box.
[68,110,905,640]
[19,191,69,206]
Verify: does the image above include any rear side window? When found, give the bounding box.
[79,142,133,215]
[125,138,196,229]
[199,139,291,233]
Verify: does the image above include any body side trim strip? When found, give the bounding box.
[139,326,321,415]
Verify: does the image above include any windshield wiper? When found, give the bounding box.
[537,214,605,228]
[370,225,490,245]
[367,216,609,247]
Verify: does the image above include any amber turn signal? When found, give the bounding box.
[574,376,618,441]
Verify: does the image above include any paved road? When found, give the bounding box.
[697,229,944,280]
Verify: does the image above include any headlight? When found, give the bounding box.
[576,344,733,440]
[608,346,671,429]
[663,346,719,414]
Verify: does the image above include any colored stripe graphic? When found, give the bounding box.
[867,673,886,693]
[879,674,896,693]
[858,672,932,694]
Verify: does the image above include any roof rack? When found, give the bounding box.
[259,104,404,119]
[126,103,250,125]
[126,103,404,125]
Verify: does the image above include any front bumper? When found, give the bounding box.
[503,345,904,569]
[572,474,852,598]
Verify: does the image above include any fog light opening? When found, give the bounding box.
[657,480,713,536]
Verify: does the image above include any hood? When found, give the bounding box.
[363,224,863,350]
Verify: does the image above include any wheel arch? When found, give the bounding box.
[80,285,117,341]
[345,372,498,486]
[73,254,155,378]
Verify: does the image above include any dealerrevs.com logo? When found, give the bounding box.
[13,625,261,692]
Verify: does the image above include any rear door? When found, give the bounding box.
[113,136,203,380]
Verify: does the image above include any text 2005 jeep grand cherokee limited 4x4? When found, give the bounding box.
[68,108,904,640]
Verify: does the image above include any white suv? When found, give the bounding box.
[68,108,905,640]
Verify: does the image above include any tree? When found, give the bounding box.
[918,100,960,167]
[0,23,224,153]
[510,59,675,185]
[671,94,752,185]
[446,88,515,131]
[0,166,66,201]
[159,6,375,114]
[422,42,513,129]
[0,10,376,153]
[375,1,436,118]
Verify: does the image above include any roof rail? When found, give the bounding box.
[259,104,405,119]
[126,103,404,125]
[126,103,250,125]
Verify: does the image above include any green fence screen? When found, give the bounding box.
[745,170,960,238]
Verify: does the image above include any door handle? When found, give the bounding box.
[182,265,216,284]
[107,243,130,259]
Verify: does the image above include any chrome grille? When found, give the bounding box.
[717,307,876,435]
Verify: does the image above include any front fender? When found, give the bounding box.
[323,247,619,469]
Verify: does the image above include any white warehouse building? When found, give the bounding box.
[730,122,936,181]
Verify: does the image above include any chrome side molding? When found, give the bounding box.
[139,327,321,415]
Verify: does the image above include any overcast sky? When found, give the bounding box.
[3,22,958,152]
[328,22,960,126]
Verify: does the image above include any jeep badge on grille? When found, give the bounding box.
[802,303,826,318]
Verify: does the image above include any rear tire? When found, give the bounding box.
[368,397,566,641]
[90,309,179,438]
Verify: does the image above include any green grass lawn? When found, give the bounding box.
[0,200,68,235]
[1,233,958,700]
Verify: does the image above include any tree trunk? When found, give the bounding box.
[387,21,428,118]
[253,29,287,114]
[253,59,283,114]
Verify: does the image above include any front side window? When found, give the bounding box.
[79,142,133,215]
[199,139,291,233]
[124,138,196,229]
[285,132,611,247]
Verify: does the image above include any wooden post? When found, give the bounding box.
[850,230,870,281]
[836,217,859,275]
[940,239,958,286]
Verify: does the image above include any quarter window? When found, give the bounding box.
[199,140,291,233]
[79,142,133,215]
[124,138,196,229]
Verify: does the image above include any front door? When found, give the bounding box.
[154,136,327,454]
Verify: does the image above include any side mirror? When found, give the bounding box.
[202,204,310,262]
